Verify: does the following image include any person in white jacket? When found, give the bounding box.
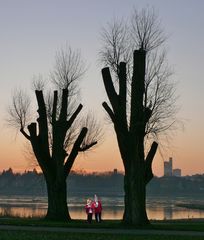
[93,194,102,222]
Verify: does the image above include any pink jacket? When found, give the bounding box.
[94,200,102,213]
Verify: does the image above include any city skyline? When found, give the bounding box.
[0,0,204,176]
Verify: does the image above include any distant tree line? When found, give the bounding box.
[0,168,203,196]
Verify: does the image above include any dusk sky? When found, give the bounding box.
[0,0,204,176]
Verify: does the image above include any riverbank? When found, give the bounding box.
[176,204,204,211]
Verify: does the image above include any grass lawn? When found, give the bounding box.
[0,230,204,240]
[0,218,204,240]
[0,218,204,231]
[151,221,204,232]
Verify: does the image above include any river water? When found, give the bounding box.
[0,194,203,220]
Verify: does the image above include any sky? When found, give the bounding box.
[0,0,204,176]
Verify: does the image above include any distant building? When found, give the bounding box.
[173,168,181,177]
[164,157,173,176]
[164,157,182,177]
[113,169,118,175]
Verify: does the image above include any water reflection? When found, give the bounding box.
[0,206,46,218]
[0,195,204,220]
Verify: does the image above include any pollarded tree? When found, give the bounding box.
[100,8,178,225]
[7,47,100,221]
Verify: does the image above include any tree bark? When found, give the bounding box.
[123,159,149,225]
[122,133,149,225]
[45,175,70,221]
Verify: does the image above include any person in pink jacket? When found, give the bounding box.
[85,198,93,223]
[93,194,102,222]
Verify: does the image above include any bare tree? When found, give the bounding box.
[32,74,46,91]
[100,8,178,225]
[51,46,86,92]
[100,19,131,77]
[7,47,100,221]
[7,89,31,131]
[131,8,166,51]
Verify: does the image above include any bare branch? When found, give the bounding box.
[32,74,46,91]
[7,89,31,131]
[102,102,115,123]
[51,45,86,93]
[79,141,97,152]
[22,141,38,168]
[64,127,88,175]
[131,7,166,51]
[20,128,31,140]
[66,104,83,129]
[52,91,58,123]
[99,19,131,77]
[80,111,104,151]
[145,141,158,184]
[101,67,119,110]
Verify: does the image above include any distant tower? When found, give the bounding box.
[164,157,173,176]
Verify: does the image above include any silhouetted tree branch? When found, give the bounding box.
[131,8,166,51]
[7,89,31,131]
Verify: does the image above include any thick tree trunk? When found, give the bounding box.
[123,170,149,225]
[122,136,149,226]
[45,176,70,221]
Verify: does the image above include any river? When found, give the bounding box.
[0,194,204,220]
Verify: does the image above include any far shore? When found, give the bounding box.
[175,204,204,211]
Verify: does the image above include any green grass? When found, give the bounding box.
[0,230,203,240]
[0,218,121,228]
[0,218,204,240]
[0,218,204,231]
[151,222,204,232]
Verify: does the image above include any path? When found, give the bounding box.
[0,225,204,236]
